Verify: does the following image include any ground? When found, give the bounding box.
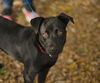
[0,0,100,83]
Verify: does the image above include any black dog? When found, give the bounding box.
[0,13,74,83]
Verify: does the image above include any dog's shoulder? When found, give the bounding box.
[0,16,24,29]
[19,27,36,41]
[0,16,15,24]
[0,16,25,35]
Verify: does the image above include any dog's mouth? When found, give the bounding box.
[48,50,57,55]
[38,43,61,58]
[47,50,61,58]
[47,48,60,56]
[37,38,61,57]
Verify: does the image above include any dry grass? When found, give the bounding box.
[0,0,100,83]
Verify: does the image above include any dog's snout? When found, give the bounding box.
[49,47,58,53]
[47,43,57,52]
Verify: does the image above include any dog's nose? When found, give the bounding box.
[50,47,55,50]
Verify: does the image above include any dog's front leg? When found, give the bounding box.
[38,68,50,83]
[23,66,37,83]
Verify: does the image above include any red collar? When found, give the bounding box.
[36,35,48,54]
[38,44,47,54]
[37,42,52,57]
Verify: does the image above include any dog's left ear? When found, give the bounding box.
[58,13,74,25]
[30,17,45,34]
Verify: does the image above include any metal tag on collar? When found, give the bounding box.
[49,54,52,58]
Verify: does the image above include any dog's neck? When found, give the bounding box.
[37,42,47,54]
[37,41,53,57]
[35,34,52,57]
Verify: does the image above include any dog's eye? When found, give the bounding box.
[42,32,48,38]
[55,29,63,36]
[57,31,63,36]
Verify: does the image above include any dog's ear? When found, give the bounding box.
[58,13,74,25]
[30,17,45,34]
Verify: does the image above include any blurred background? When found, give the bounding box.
[0,0,100,83]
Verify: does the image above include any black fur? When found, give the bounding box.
[0,13,73,83]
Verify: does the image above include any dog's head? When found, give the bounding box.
[31,13,74,57]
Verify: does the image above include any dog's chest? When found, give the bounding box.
[35,54,57,70]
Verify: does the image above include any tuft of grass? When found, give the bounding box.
[0,68,7,75]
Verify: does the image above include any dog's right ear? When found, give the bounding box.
[30,17,45,34]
